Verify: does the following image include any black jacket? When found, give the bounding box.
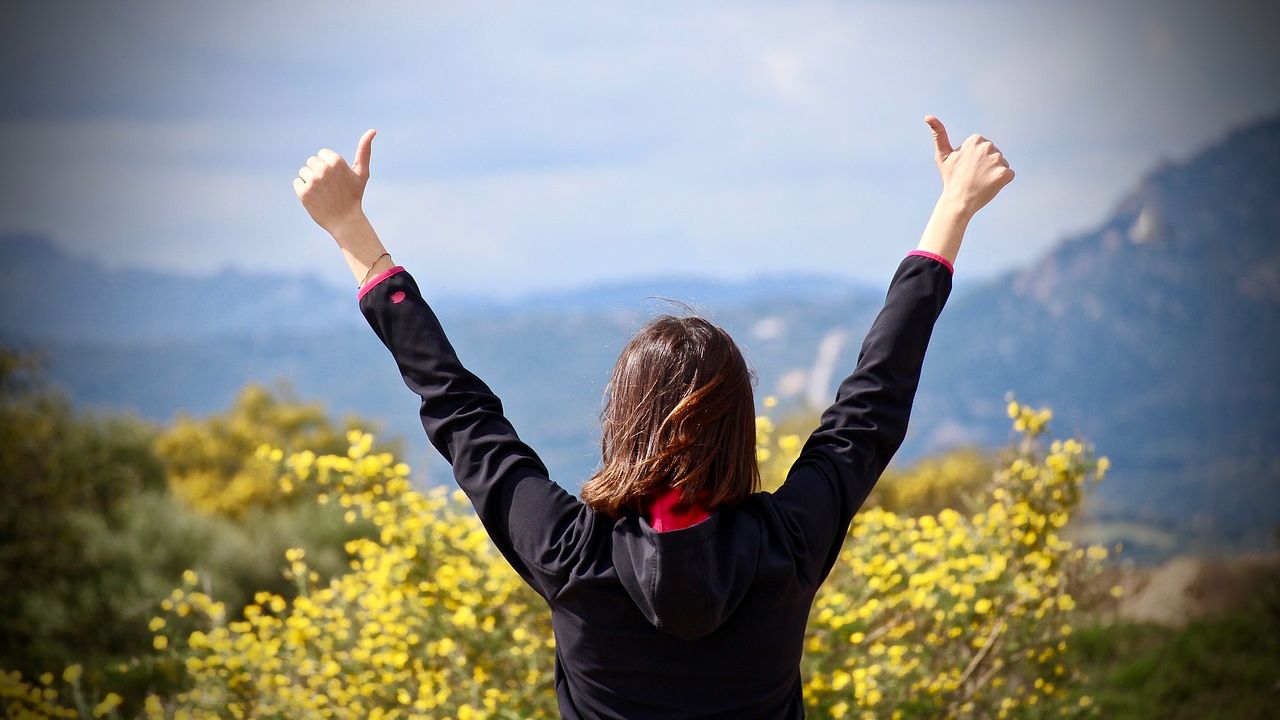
[358,250,953,719]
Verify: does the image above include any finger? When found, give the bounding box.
[924,115,952,161]
[353,128,376,179]
[298,166,316,183]
[306,155,325,172]
[317,148,345,166]
[292,177,307,197]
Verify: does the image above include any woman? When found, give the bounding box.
[293,115,1013,719]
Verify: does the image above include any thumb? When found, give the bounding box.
[924,115,952,163]
[353,128,376,179]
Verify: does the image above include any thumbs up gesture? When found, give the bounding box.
[924,115,1014,217]
[293,128,377,234]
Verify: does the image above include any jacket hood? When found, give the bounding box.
[610,498,761,641]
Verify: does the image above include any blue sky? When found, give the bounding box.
[2,0,1278,300]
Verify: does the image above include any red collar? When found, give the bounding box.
[646,486,712,532]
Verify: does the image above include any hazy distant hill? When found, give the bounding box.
[0,232,365,344]
[0,233,874,342]
[0,233,885,499]
[4,113,1278,559]
[913,114,1280,553]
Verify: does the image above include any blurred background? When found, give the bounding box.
[2,1,1278,717]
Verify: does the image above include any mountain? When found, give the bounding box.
[3,113,1278,559]
[0,234,875,342]
[0,233,886,503]
[0,233,365,344]
[491,272,882,316]
[913,114,1280,553]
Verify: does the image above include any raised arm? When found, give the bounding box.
[769,115,1014,588]
[292,130,588,601]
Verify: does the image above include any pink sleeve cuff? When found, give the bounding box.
[357,265,406,301]
[905,249,954,273]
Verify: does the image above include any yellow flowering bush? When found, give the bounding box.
[0,665,128,720]
[150,429,556,719]
[3,396,1112,718]
[154,383,396,517]
[870,447,997,516]
[795,397,1111,719]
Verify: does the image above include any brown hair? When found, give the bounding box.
[580,309,761,519]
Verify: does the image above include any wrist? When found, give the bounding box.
[934,192,975,224]
[358,252,395,287]
[326,208,371,245]
[916,193,971,266]
[326,209,393,287]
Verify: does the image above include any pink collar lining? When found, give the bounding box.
[646,486,712,532]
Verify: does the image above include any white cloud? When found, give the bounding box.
[1,0,1277,295]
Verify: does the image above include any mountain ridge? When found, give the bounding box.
[0,233,886,340]
[4,112,1278,559]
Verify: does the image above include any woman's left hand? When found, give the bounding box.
[293,128,377,235]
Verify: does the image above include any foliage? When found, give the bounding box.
[0,347,167,678]
[4,380,1115,718]
[795,399,1111,718]
[870,447,997,516]
[1062,563,1280,720]
[146,433,555,719]
[0,348,376,709]
[754,396,997,516]
[154,382,401,518]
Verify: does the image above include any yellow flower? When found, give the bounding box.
[1096,456,1111,475]
[93,692,123,717]
[62,664,82,684]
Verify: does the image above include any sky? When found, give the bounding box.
[2,0,1278,301]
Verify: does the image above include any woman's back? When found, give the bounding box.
[547,493,814,719]
[356,251,953,718]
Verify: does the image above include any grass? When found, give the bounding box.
[1065,565,1280,719]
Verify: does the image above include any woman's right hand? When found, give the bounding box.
[925,115,1014,217]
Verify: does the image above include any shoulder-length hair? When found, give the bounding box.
[580,310,761,519]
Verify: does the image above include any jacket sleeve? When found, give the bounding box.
[769,251,952,588]
[357,265,590,602]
